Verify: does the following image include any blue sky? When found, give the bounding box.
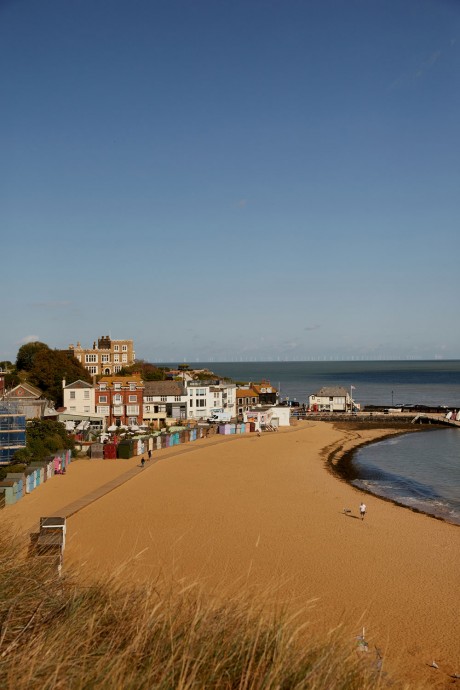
[2,0,459,362]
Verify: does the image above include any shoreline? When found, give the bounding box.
[4,421,460,686]
[327,423,459,526]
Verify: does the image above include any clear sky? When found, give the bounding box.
[2,0,459,362]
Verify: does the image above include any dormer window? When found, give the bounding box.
[114,383,121,391]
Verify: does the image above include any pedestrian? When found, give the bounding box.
[359,502,366,520]
[147,449,152,461]
[141,457,145,468]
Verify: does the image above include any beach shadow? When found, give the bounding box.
[341,512,361,520]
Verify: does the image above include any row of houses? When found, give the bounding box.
[61,376,281,430]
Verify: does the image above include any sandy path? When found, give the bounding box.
[4,423,460,686]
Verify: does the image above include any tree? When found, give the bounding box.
[14,418,74,463]
[28,349,92,406]
[16,342,49,372]
[118,362,169,381]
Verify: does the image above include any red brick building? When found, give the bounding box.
[95,375,144,427]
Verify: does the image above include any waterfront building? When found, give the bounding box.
[308,386,351,412]
[95,374,144,427]
[186,380,237,420]
[143,381,187,429]
[236,386,260,418]
[68,336,135,377]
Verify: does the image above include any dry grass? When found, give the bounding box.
[0,531,393,690]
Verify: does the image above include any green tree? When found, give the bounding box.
[118,362,169,381]
[21,418,74,461]
[16,342,49,372]
[28,349,91,406]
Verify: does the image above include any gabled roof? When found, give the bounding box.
[64,379,94,389]
[312,386,349,397]
[5,382,43,399]
[144,380,185,396]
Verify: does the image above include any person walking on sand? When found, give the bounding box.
[147,449,152,461]
[360,502,366,520]
[141,457,145,469]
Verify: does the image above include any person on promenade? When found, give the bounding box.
[360,502,366,520]
[147,449,152,461]
[141,457,145,469]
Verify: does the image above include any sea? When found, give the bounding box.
[160,360,460,525]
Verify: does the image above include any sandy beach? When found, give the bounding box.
[3,422,460,687]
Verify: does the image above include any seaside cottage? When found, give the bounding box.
[308,386,351,412]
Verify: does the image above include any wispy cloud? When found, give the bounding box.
[305,324,320,331]
[389,47,444,91]
[17,335,40,345]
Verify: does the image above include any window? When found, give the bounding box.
[122,354,127,363]
[85,354,97,363]
[97,405,110,415]
[99,395,107,403]
[122,344,128,352]
[129,383,136,391]
[128,416,137,425]
[174,396,181,402]
[114,383,121,390]
[154,405,159,413]
[160,396,167,402]
[114,345,119,352]
[145,396,154,402]
[113,406,123,416]
[84,390,90,399]
[70,391,76,399]
[129,395,137,402]
[127,405,139,415]
[86,366,97,375]
[114,394,123,404]
[145,405,150,412]
[196,389,205,396]
[196,399,206,408]
[189,399,193,407]
[77,355,81,361]
[114,354,119,363]
[101,354,110,363]
[100,383,107,391]
[114,365,121,373]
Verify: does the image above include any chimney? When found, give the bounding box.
[62,378,66,389]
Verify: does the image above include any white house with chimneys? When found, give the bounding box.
[62,379,96,416]
[308,386,352,412]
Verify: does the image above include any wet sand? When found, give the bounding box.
[4,422,460,687]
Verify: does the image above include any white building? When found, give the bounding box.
[308,386,352,412]
[63,379,95,415]
[143,381,187,429]
[186,380,237,420]
[244,405,291,431]
[61,379,105,432]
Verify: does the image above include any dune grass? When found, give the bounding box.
[0,531,392,690]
